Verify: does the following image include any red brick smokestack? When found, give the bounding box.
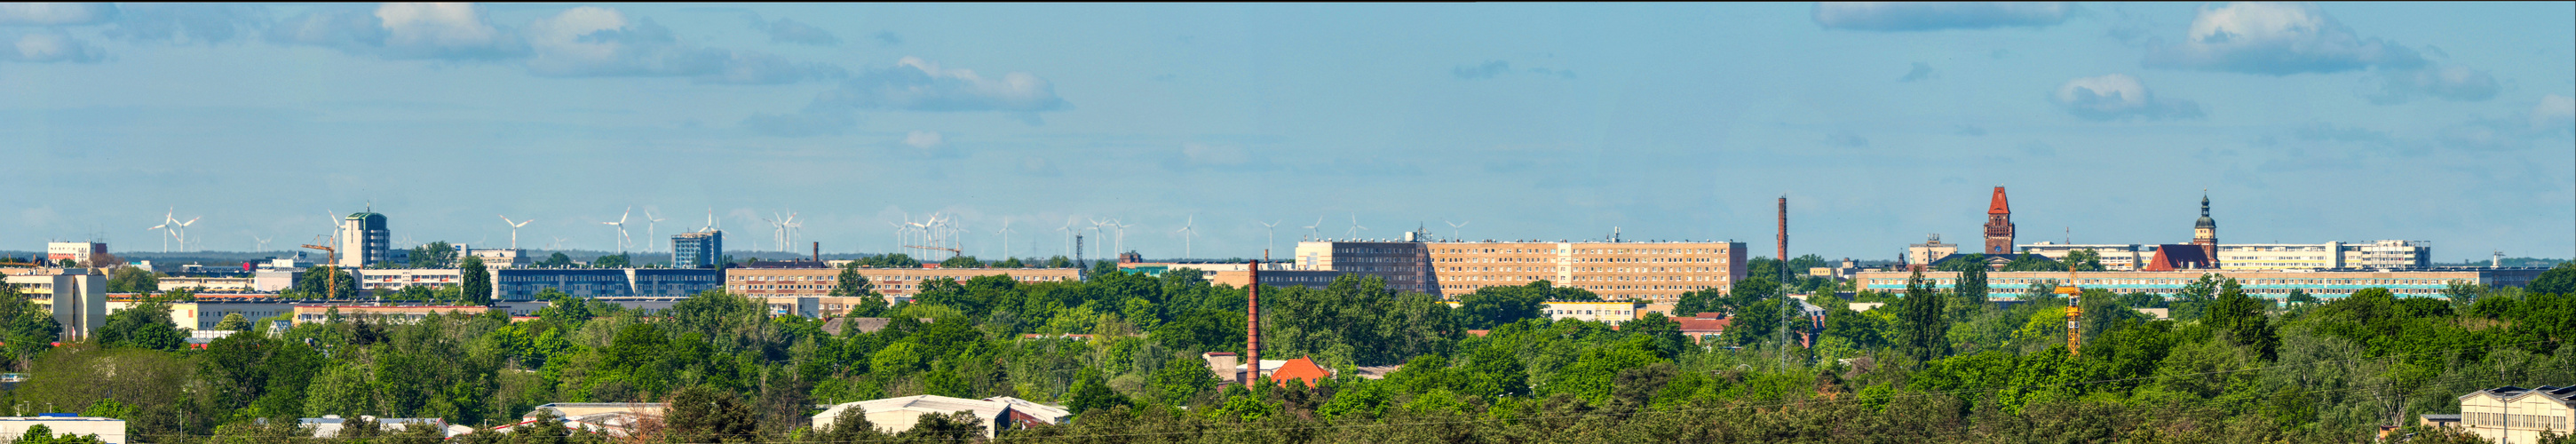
[1246,258,1261,387]
[1778,195,1788,265]
[812,242,820,263]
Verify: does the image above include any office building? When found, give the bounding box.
[45,242,106,266]
[356,268,463,293]
[672,230,724,269]
[725,267,1082,299]
[1906,234,1959,268]
[1292,240,1437,293]
[4,268,105,339]
[337,212,390,267]
[490,268,723,301]
[1852,267,2551,299]
[469,249,530,268]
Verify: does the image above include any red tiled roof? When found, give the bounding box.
[2141,244,2214,272]
[1988,186,2011,215]
[1269,357,1334,387]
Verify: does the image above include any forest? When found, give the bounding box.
[4,260,2575,443]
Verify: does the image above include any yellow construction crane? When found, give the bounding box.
[2053,261,2082,355]
[301,235,340,300]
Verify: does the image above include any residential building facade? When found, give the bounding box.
[1853,267,2551,299]
[491,268,723,301]
[724,267,1082,299]
[671,230,723,269]
[1424,240,1747,304]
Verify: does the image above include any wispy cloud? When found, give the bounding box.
[2364,66,2500,105]
[2052,74,2204,121]
[757,18,838,46]
[1814,2,2071,32]
[0,3,117,26]
[1,31,107,63]
[1898,61,1936,82]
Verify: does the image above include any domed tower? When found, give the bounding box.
[2192,193,2218,266]
[1983,186,2016,256]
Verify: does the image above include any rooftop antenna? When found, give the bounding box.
[600,207,632,254]
[1445,220,1469,242]
[500,215,535,249]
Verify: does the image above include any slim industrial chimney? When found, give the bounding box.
[812,242,820,264]
[1246,258,1262,387]
[1778,195,1788,263]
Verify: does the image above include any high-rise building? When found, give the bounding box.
[338,212,390,267]
[1984,186,2015,255]
[672,230,724,269]
[45,242,107,266]
[1293,237,1749,304]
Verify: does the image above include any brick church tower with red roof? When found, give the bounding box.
[1984,186,2016,256]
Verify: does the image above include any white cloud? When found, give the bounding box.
[524,7,841,83]
[812,57,1069,113]
[759,18,838,46]
[1182,143,1249,165]
[0,3,115,26]
[1813,3,2070,31]
[2052,74,2204,121]
[3,31,105,63]
[904,131,944,148]
[376,3,519,59]
[2144,2,2424,75]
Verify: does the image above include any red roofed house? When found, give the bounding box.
[1676,313,1731,345]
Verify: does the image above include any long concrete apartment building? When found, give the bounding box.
[724,266,1083,299]
[1295,237,1748,304]
[2017,240,2433,271]
[1853,267,2549,299]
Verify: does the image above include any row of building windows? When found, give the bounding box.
[2462,411,2568,430]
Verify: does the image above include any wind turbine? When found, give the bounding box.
[1303,217,1322,241]
[500,216,535,249]
[601,207,631,254]
[1256,219,1280,255]
[996,218,1016,260]
[1345,213,1367,240]
[148,210,174,253]
[1112,219,1136,256]
[1087,218,1108,257]
[550,236,569,250]
[174,215,200,251]
[1056,217,1075,258]
[251,234,273,252]
[1174,216,1198,258]
[1445,220,1470,242]
[644,210,665,252]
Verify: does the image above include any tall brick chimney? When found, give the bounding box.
[1777,195,1788,265]
[1246,259,1262,387]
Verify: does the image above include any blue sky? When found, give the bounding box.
[5,3,2572,262]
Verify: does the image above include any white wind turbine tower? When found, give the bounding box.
[996,218,1015,260]
[1446,220,1470,242]
[1056,218,1074,258]
[601,207,632,254]
[1256,219,1280,256]
[500,216,535,249]
[174,215,199,251]
[765,212,787,253]
[550,236,569,250]
[251,234,273,252]
[1113,219,1136,257]
[645,210,665,253]
[1345,213,1368,240]
[148,211,174,253]
[1173,216,1198,258]
[1087,218,1108,257]
[782,210,803,253]
[1303,217,1322,241]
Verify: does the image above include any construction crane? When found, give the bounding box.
[301,235,340,300]
[2053,261,2083,355]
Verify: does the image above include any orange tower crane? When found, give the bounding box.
[2052,261,2082,354]
[301,235,340,299]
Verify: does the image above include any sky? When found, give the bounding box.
[4,2,2572,262]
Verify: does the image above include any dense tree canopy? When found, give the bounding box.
[11,264,2574,444]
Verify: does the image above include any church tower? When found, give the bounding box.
[2192,193,2218,266]
[1984,186,2015,256]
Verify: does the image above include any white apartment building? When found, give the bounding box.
[2017,240,2430,271]
[356,268,464,292]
